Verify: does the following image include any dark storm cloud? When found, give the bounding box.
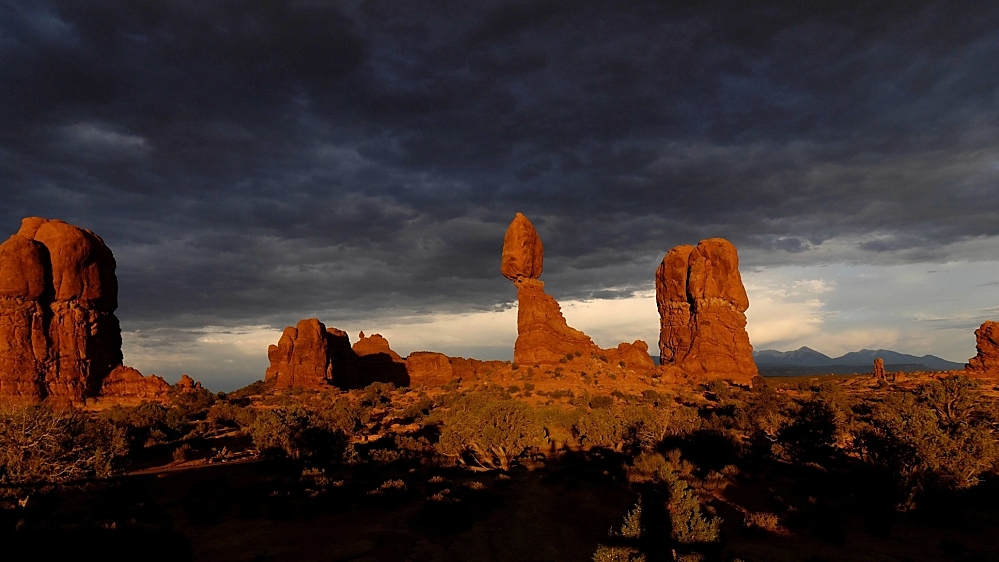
[1,0,998,331]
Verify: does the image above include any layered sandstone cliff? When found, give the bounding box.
[966,321,999,376]
[0,217,125,402]
[655,238,757,383]
[502,213,654,370]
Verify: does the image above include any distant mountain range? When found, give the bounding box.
[753,347,965,376]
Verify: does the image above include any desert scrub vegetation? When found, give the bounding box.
[432,395,547,471]
[0,402,128,485]
[249,397,364,465]
[856,375,999,507]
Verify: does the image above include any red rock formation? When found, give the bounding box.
[655,238,757,383]
[501,212,544,281]
[966,321,999,376]
[405,351,455,387]
[502,214,654,370]
[353,332,403,361]
[100,365,171,399]
[176,374,203,393]
[0,217,123,402]
[265,318,340,389]
[873,358,886,380]
[265,321,411,390]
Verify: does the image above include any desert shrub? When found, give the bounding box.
[574,408,628,450]
[592,545,646,562]
[743,511,782,533]
[172,443,192,462]
[399,393,433,421]
[738,380,792,453]
[101,402,178,447]
[169,387,216,418]
[0,403,128,485]
[206,402,243,428]
[625,402,701,450]
[361,382,394,406]
[704,379,731,401]
[856,380,999,505]
[433,396,547,471]
[590,395,614,409]
[537,406,584,448]
[778,397,840,462]
[249,398,361,464]
[666,475,721,544]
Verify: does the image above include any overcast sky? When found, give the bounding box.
[2,1,997,390]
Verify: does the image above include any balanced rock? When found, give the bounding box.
[967,321,999,375]
[502,213,654,369]
[655,238,757,383]
[501,212,544,281]
[0,217,123,402]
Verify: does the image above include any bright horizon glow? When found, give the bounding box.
[121,260,999,391]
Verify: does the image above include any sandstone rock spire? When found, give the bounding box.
[0,217,124,402]
[501,213,654,369]
[655,238,757,383]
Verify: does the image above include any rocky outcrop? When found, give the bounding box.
[0,217,123,402]
[655,238,757,383]
[265,318,340,389]
[100,365,171,399]
[405,352,455,387]
[353,332,403,361]
[265,320,410,389]
[501,213,655,370]
[176,374,203,393]
[966,321,999,376]
[873,358,886,380]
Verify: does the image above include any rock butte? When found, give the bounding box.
[966,321,999,376]
[501,213,656,370]
[0,217,200,403]
[656,238,758,384]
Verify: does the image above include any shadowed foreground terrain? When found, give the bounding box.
[4,372,999,562]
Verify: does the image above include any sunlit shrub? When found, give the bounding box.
[0,403,127,485]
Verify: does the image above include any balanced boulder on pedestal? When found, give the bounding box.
[501,213,654,370]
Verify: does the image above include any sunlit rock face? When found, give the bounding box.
[100,365,171,399]
[0,217,124,402]
[967,321,999,376]
[265,318,340,389]
[501,213,654,370]
[656,238,757,383]
[265,321,410,389]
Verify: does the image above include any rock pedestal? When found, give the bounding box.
[655,238,757,383]
[501,213,655,370]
